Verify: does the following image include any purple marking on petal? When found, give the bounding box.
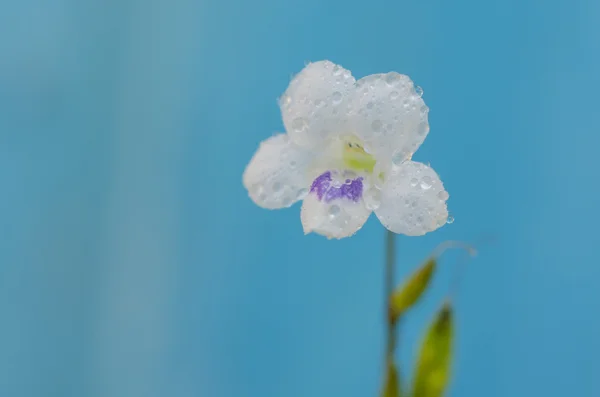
[309,171,364,203]
[309,171,332,201]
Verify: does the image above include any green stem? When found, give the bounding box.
[385,229,396,361]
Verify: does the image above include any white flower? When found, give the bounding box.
[243,60,449,239]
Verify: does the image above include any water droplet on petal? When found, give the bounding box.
[291,117,308,133]
[385,73,402,86]
[438,190,449,201]
[281,95,292,107]
[328,204,340,217]
[392,150,410,166]
[420,176,432,190]
[447,215,455,224]
[314,99,324,108]
[410,178,418,187]
[389,91,399,100]
[332,65,342,76]
[290,160,297,169]
[273,182,282,192]
[343,170,358,179]
[415,86,423,97]
[371,119,382,132]
[332,91,342,104]
[364,187,381,210]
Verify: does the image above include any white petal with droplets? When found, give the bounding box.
[301,194,371,239]
[280,61,356,148]
[375,161,448,236]
[349,73,429,162]
[300,172,371,239]
[243,134,314,209]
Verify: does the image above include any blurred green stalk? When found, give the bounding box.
[385,229,397,361]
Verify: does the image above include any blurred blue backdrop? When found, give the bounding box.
[1,0,600,396]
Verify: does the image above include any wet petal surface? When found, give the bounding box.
[280,61,356,149]
[375,161,448,236]
[349,73,429,162]
[301,171,371,239]
[243,134,313,209]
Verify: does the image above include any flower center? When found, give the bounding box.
[342,138,376,173]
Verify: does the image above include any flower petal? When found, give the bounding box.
[280,60,356,149]
[243,134,313,209]
[375,161,448,236]
[350,73,429,162]
[301,171,371,239]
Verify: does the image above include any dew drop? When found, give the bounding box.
[371,119,382,132]
[447,215,455,224]
[328,205,340,217]
[314,99,325,108]
[273,182,282,192]
[343,170,358,179]
[385,73,400,86]
[420,176,432,190]
[291,117,308,133]
[389,91,399,100]
[332,91,342,104]
[415,86,423,97]
[392,150,409,166]
[281,95,292,106]
[438,190,449,201]
[366,101,374,110]
[410,178,418,187]
[332,65,342,76]
[290,160,297,169]
[364,187,382,210]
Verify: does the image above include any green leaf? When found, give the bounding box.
[412,303,453,397]
[389,258,436,323]
[381,359,401,397]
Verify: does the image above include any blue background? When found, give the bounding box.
[1,0,599,396]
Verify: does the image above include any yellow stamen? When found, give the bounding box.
[342,140,376,173]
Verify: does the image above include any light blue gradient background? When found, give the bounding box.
[1,0,599,396]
